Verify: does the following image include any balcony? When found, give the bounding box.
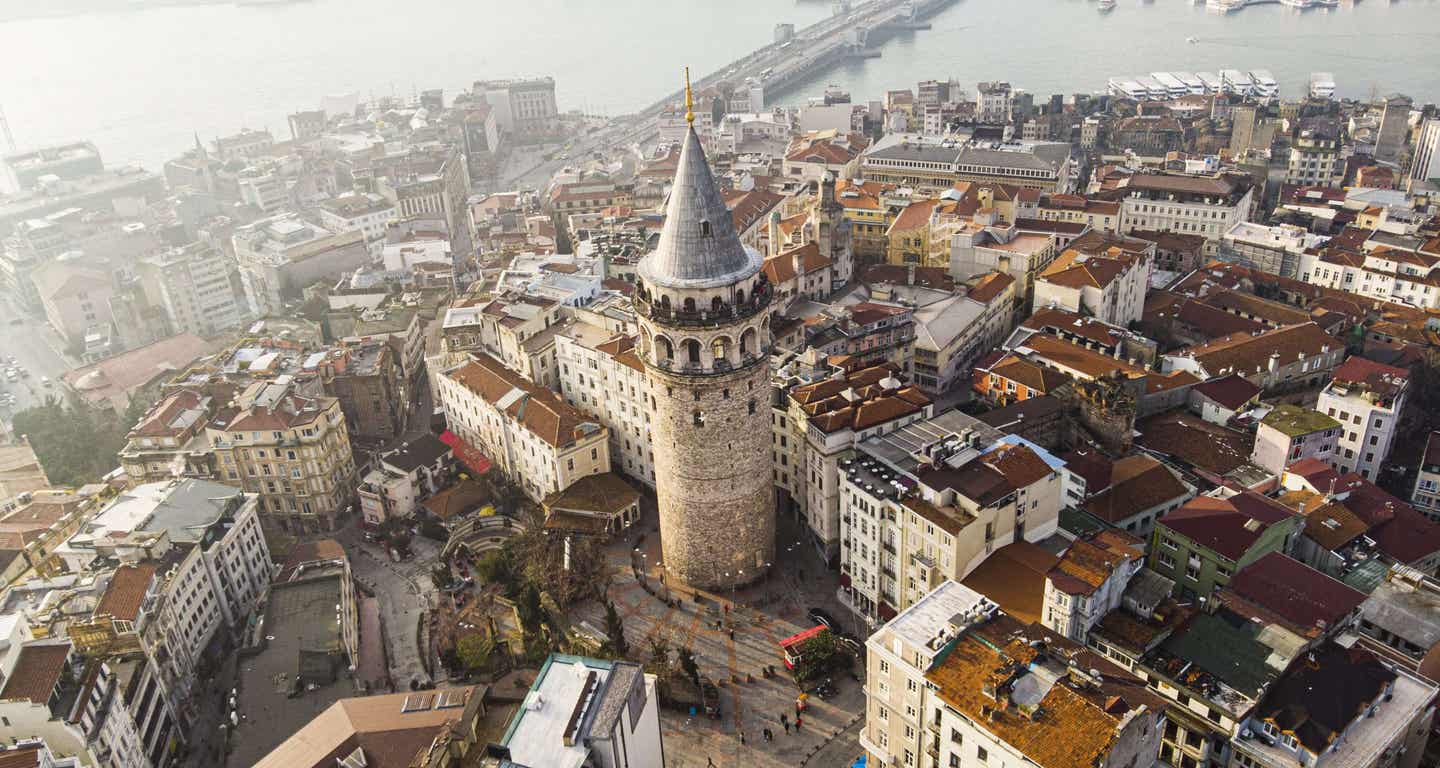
[634,283,773,329]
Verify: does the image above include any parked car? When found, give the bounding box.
[808,608,838,632]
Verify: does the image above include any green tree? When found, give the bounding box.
[517,584,543,634]
[677,645,700,686]
[604,600,628,657]
[646,636,671,677]
[455,633,496,673]
[13,396,133,487]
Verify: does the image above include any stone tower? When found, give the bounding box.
[633,92,776,591]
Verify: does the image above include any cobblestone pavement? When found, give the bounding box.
[571,509,868,768]
[335,524,442,688]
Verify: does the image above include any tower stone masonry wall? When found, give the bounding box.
[648,356,776,590]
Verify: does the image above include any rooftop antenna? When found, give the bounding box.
[684,66,695,126]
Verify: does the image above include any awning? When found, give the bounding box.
[439,430,493,476]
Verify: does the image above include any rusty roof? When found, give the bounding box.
[94,563,157,623]
[0,642,70,705]
[449,354,600,449]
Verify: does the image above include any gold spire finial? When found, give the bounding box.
[684,66,694,125]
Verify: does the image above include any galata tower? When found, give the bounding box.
[632,72,776,590]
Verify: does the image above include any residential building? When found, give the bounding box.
[1040,530,1146,642]
[30,261,113,349]
[1032,235,1152,327]
[1408,117,1440,190]
[317,193,395,256]
[976,81,1013,123]
[0,641,96,764]
[321,342,404,443]
[911,271,1016,394]
[495,654,663,768]
[1080,454,1195,537]
[1278,460,1440,577]
[775,363,933,557]
[206,379,357,533]
[1300,246,1440,311]
[137,243,246,336]
[253,686,488,768]
[232,214,369,318]
[1316,356,1409,480]
[59,481,271,720]
[838,426,1064,622]
[1221,222,1328,280]
[1028,192,1122,233]
[1412,432,1440,520]
[1356,566,1440,675]
[1229,643,1436,768]
[1162,322,1344,394]
[1285,124,1344,188]
[436,354,610,502]
[356,434,454,526]
[1118,171,1256,247]
[554,322,656,487]
[118,388,226,484]
[1251,404,1341,476]
[1149,492,1302,599]
[860,580,1167,768]
[210,128,273,161]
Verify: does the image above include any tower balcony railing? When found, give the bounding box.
[634,283,773,328]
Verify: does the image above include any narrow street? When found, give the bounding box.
[335,524,442,689]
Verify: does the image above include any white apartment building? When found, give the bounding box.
[554,322,657,487]
[1284,127,1343,188]
[437,354,611,502]
[838,416,1064,624]
[1316,356,1409,480]
[1033,239,1152,328]
[1300,246,1440,310]
[317,193,396,256]
[231,214,369,318]
[1118,172,1256,248]
[775,363,934,559]
[139,243,246,336]
[59,480,272,718]
[1040,530,1146,642]
[500,655,663,768]
[1412,433,1440,521]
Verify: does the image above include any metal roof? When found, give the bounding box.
[637,126,762,290]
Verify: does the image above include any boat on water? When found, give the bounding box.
[1097,0,1116,11]
[1205,0,1248,13]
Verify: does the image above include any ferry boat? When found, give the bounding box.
[1249,69,1279,100]
[1205,0,1248,13]
[1173,71,1206,94]
[1149,72,1189,99]
[1097,0,1116,11]
[1219,69,1255,96]
[1310,72,1336,99]
[1196,71,1224,92]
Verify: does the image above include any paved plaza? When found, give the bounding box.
[571,510,868,768]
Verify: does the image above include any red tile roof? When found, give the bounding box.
[449,354,601,449]
[95,564,157,623]
[1224,553,1364,635]
[1158,493,1294,561]
[0,642,70,705]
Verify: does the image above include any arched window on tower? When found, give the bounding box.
[712,337,731,364]
[711,296,724,314]
[683,339,701,365]
[683,297,696,314]
[736,288,746,305]
[655,336,673,362]
[740,328,757,357]
[700,219,712,238]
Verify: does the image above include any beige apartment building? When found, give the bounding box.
[206,380,357,532]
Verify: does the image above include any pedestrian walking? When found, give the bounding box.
[782,721,790,734]
[795,715,803,731]
[707,758,716,767]
[780,713,788,728]
[739,730,746,745]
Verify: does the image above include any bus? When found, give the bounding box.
[780,625,827,669]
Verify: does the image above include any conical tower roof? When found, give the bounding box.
[638,126,763,290]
